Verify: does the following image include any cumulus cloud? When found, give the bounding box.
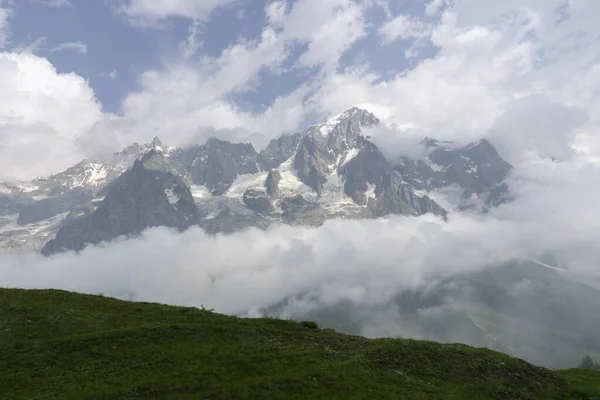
[0,52,102,180]
[0,4,11,49]
[0,0,597,180]
[113,24,289,149]
[283,0,368,69]
[487,96,589,164]
[265,0,286,26]
[31,0,72,7]
[118,0,236,25]
[49,41,88,54]
[179,19,203,59]
[1,0,597,168]
[88,0,383,151]
[378,14,431,44]
[424,0,447,17]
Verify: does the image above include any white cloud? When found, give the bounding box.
[0,5,11,49]
[118,0,236,24]
[93,0,380,151]
[108,69,118,79]
[265,0,286,26]
[2,0,599,180]
[487,96,588,164]
[109,22,292,149]
[12,38,87,55]
[282,0,368,69]
[31,0,72,7]
[294,0,600,166]
[425,0,447,17]
[0,52,102,180]
[179,19,203,59]
[50,41,88,54]
[378,14,431,44]
[12,36,47,54]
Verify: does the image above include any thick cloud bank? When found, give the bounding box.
[2,155,600,315]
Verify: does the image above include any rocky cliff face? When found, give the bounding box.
[172,139,261,195]
[395,138,513,210]
[0,107,513,254]
[41,157,198,256]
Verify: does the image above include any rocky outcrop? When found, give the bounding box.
[374,173,446,218]
[292,108,380,197]
[17,189,93,226]
[338,139,391,205]
[0,194,34,216]
[196,197,270,235]
[259,133,303,170]
[41,159,199,256]
[265,170,281,197]
[293,134,333,196]
[177,139,261,196]
[395,138,513,208]
[243,190,271,215]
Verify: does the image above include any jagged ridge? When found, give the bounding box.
[0,108,513,254]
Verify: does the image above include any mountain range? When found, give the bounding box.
[0,108,512,255]
[1,107,599,368]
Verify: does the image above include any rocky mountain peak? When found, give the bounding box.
[140,149,175,175]
[151,136,164,150]
[422,137,455,149]
[0,107,514,255]
[41,158,199,257]
[316,107,379,147]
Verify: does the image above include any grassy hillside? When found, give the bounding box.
[0,289,598,400]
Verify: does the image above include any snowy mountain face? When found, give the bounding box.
[395,138,513,211]
[0,107,513,254]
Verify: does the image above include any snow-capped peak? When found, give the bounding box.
[317,107,377,137]
[318,112,344,136]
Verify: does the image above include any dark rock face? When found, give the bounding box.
[279,195,326,226]
[431,139,512,195]
[196,197,269,235]
[259,133,303,170]
[140,149,175,174]
[243,190,271,215]
[281,194,311,218]
[177,139,261,196]
[292,108,380,197]
[325,107,380,154]
[17,189,93,226]
[339,140,391,205]
[374,174,446,218]
[41,160,198,256]
[265,170,281,197]
[293,134,333,196]
[0,194,34,216]
[395,139,513,208]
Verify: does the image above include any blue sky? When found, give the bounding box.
[8,0,428,114]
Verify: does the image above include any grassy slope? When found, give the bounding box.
[0,289,598,400]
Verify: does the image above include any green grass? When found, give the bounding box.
[0,289,598,400]
[558,369,600,399]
